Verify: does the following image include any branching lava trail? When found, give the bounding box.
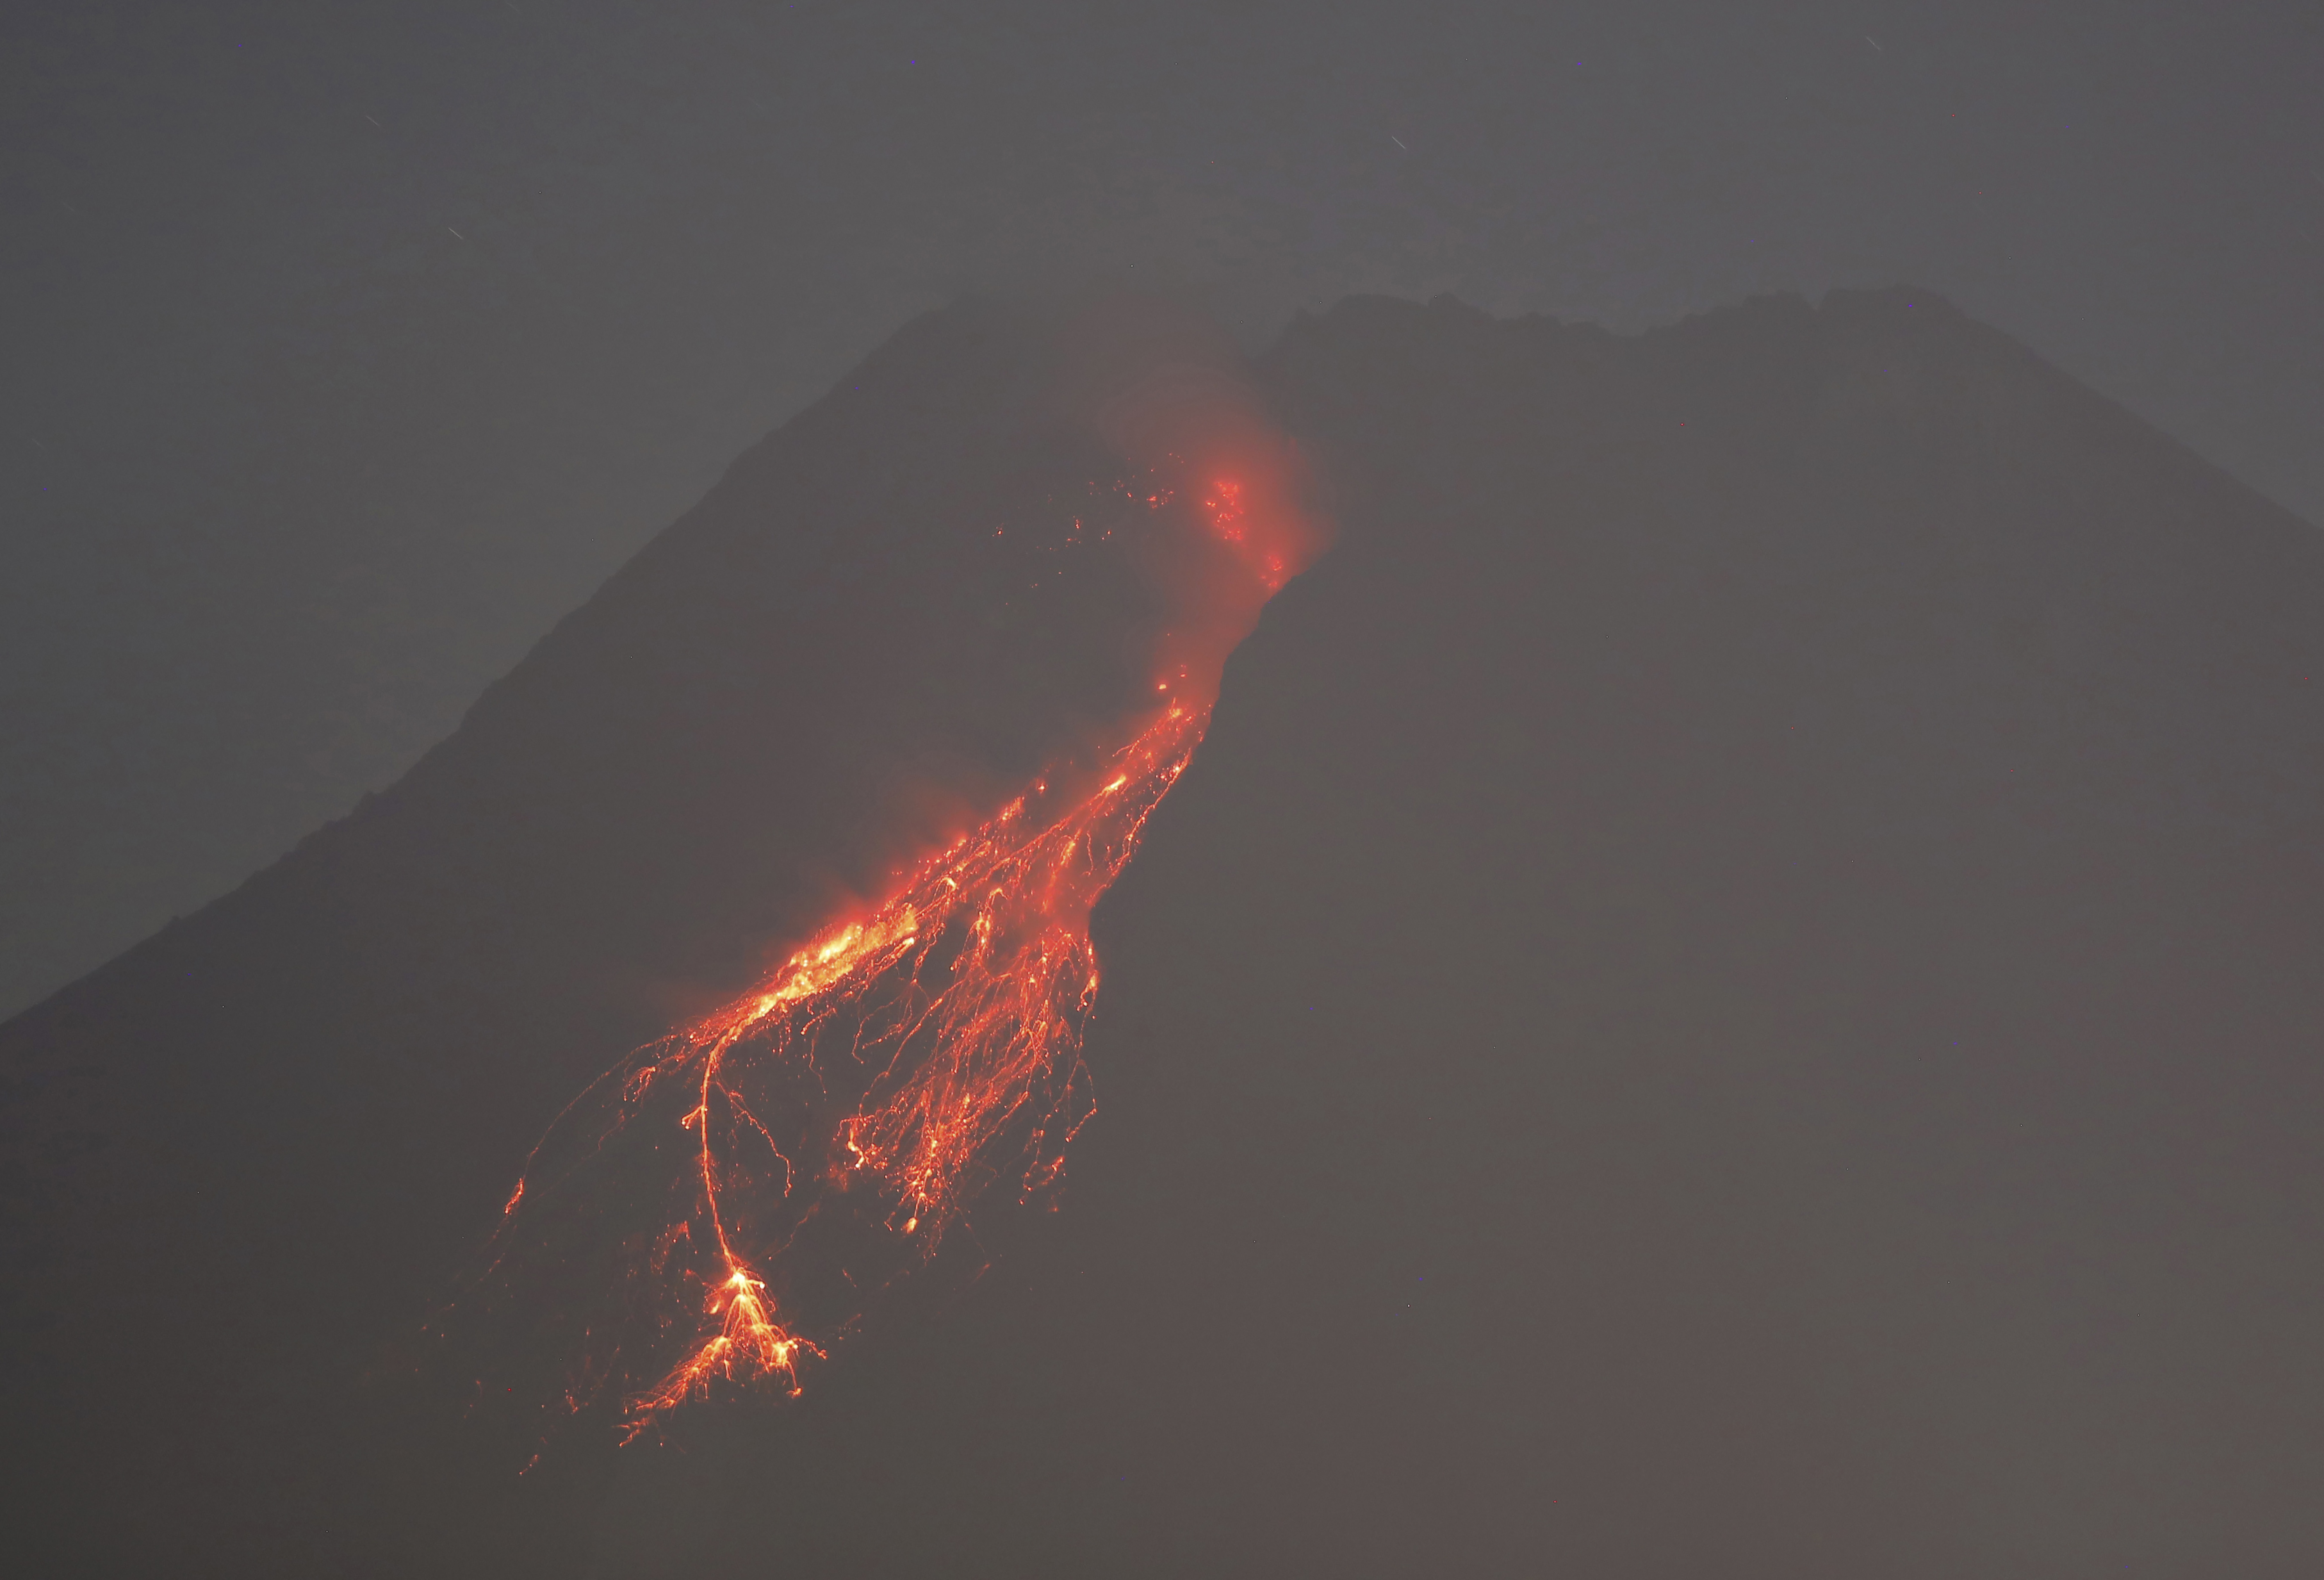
[460,423,1324,1450]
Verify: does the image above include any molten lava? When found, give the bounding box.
[565,701,1201,1440]
[467,414,1321,1448]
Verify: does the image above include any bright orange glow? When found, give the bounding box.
[468,435,1324,1448]
[594,700,1201,1439]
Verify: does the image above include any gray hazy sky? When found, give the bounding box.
[4,0,2320,1017]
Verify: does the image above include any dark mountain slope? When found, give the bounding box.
[6,288,2323,1577]
[1038,290,2324,1575]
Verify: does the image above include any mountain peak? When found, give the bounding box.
[7,289,2321,1575]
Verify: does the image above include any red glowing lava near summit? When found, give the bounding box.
[459,347,1325,1449]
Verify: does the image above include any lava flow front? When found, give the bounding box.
[461,409,1323,1448]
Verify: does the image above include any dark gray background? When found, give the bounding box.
[4,0,2319,1020]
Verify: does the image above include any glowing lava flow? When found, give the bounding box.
[466,438,1319,1447]
[607,701,1203,1435]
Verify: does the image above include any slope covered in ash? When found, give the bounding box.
[1057,291,2324,1577]
[7,288,2324,1577]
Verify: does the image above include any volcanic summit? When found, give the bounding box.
[5,289,2322,1578]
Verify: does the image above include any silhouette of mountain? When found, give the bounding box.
[6,288,2321,1577]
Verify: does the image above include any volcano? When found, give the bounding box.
[5,289,2323,1577]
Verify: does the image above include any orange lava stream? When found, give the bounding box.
[479,699,1208,1441]
[633,701,1200,1432]
[471,437,1321,1448]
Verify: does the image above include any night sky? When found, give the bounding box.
[6,0,2320,1019]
